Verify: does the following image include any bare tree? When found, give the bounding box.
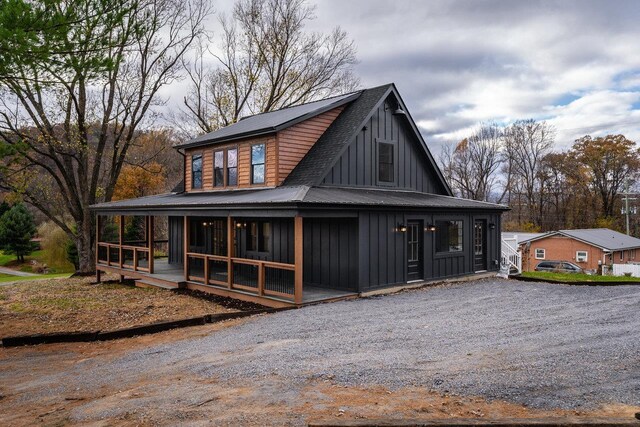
[502,119,555,227]
[179,0,359,136]
[440,124,503,202]
[0,0,211,272]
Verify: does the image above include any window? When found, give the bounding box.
[576,251,588,263]
[191,154,202,189]
[436,220,463,253]
[535,248,545,259]
[620,250,624,261]
[251,144,265,184]
[247,221,270,252]
[214,151,224,187]
[214,148,237,188]
[227,148,238,186]
[378,142,394,183]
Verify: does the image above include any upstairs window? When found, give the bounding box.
[227,148,238,186]
[214,151,224,187]
[378,141,395,184]
[436,220,463,253]
[191,154,202,189]
[251,143,265,184]
[213,148,237,188]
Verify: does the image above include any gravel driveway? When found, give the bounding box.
[1,278,639,424]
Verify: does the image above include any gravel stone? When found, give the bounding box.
[5,278,640,415]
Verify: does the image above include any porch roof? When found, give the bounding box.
[90,185,509,214]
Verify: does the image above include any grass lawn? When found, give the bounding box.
[0,273,71,284]
[0,250,75,274]
[521,271,640,283]
[0,275,239,337]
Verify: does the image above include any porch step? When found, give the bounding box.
[135,278,186,290]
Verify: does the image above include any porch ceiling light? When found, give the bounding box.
[397,223,407,233]
[489,223,496,230]
[426,224,436,232]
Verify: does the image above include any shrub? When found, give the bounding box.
[37,221,74,271]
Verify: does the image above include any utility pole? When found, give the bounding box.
[621,179,636,236]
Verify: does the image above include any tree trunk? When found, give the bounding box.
[76,213,96,274]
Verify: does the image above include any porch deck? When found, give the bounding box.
[97,258,357,307]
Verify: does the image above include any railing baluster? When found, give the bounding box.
[258,262,265,296]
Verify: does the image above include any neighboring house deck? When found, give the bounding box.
[91,83,508,308]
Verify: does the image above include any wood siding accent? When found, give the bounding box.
[322,99,447,194]
[277,106,344,184]
[184,136,277,192]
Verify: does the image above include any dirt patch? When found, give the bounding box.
[174,288,267,311]
[0,275,238,337]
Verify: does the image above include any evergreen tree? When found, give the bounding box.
[0,203,36,262]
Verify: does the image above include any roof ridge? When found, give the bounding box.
[237,90,363,121]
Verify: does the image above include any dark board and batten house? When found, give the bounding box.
[91,83,508,308]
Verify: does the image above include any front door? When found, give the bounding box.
[474,220,487,272]
[407,221,423,281]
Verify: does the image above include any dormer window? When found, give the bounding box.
[213,147,238,188]
[251,143,265,184]
[191,154,202,189]
[377,140,395,184]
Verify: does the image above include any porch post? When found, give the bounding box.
[294,215,303,305]
[227,216,233,289]
[183,216,189,280]
[148,216,155,274]
[119,215,124,282]
[95,214,101,283]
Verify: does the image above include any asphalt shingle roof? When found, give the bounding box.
[176,91,360,149]
[91,185,508,212]
[559,228,640,251]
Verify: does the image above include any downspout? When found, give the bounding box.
[176,148,186,194]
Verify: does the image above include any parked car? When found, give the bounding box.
[535,261,584,274]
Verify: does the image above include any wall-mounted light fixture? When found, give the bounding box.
[426,224,437,232]
[235,222,247,229]
[489,223,496,230]
[396,223,407,233]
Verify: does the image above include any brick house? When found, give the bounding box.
[519,228,640,272]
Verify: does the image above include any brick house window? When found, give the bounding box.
[576,251,588,262]
[620,250,624,261]
[535,248,545,259]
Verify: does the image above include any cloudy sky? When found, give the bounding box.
[173,0,640,155]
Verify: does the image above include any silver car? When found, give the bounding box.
[535,261,584,274]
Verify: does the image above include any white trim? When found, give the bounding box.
[576,251,588,262]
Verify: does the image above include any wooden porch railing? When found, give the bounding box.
[186,252,296,300]
[97,242,151,272]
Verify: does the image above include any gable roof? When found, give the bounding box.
[520,228,640,251]
[176,91,360,149]
[283,83,453,196]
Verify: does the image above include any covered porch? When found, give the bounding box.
[95,213,357,307]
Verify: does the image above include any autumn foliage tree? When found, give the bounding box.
[112,163,166,201]
[570,134,640,218]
